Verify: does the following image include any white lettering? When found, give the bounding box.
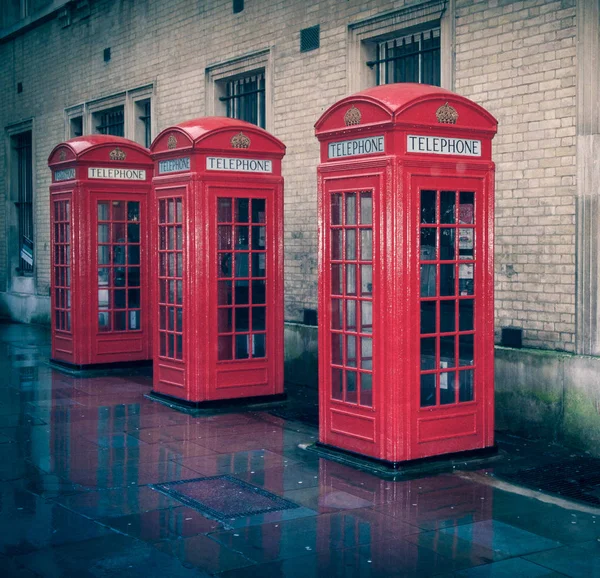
[407,135,482,157]
[205,157,273,173]
[54,168,76,182]
[327,135,385,159]
[87,167,146,180]
[158,157,191,174]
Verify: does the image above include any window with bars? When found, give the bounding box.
[369,27,440,86]
[158,198,183,360]
[12,131,34,274]
[217,197,267,361]
[419,189,475,408]
[136,99,152,148]
[97,201,142,333]
[330,191,373,407]
[53,200,71,332]
[95,106,125,137]
[220,71,266,129]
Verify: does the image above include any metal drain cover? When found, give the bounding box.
[499,457,600,507]
[152,475,300,521]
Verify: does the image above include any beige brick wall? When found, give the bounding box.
[455,0,577,351]
[0,0,580,352]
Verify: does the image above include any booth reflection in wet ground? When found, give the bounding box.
[0,322,599,577]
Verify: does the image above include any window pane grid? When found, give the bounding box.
[330,191,373,407]
[97,201,142,334]
[14,131,33,273]
[53,200,71,332]
[217,197,267,361]
[158,198,183,360]
[419,189,475,407]
[220,72,266,129]
[96,107,125,137]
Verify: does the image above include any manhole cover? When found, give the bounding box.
[499,457,600,507]
[151,475,300,521]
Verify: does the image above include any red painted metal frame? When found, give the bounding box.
[48,136,153,367]
[150,118,285,404]
[315,84,497,463]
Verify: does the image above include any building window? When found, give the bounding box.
[69,116,83,138]
[135,99,151,148]
[220,71,266,129]
[94,106,124,137]
[11,131,33,274]
[370,27,440,86]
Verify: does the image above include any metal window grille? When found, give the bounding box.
[96,106,125,137]
[138,100,151,148]
[13,131,33,273]
[220,72,265,129]
[369,28,440,86]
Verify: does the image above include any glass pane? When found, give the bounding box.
[128,267,140,286]
[168,199,175,223]
[420,301,436,334]
[459,264,474,296]
[420,265,436,297]
[176,308,183,332]
[160,333,166,357]
[253,334,266,358]
[252,306,266,331]
[459,192,475,224]
[331,229,342,260]
[235,335,249,359]
[114,311,127,331]
[159,279,166,303]
[361,229,372,261]
[98,246,110,265]
[331,264,343,295]
[98,268,110,286]
[459,334,474,366]
[459,370,474,402]
[218,281,232,305]
[127,223,140,243]
[441,191,456,224]
[440,300,455,333]
[176,227,183,250]
[252,253,266,277]
[129,310,140,330]
[252,226,266,250]
[112,201,126,221]
[218,198,232,223]
[345,193,356,225]
[420,190,436,224]
[220,253,232,277]
[159,306,166,330]
[168,307,175,330]
[176,280,183,304]
[113,244,126,265]
[114,289,126,309]
[218,308,232,333]
[360,192,372,225]
[236,226,249,248]
[440,335,456,368]
[236,253,249,278]
[440,371,456,405]
[98,224,110,243]
[346,371,357,403]
[459,228,474,253]
[176,199,183,223]
[459,300,474,331]
[346,335,356,367]
[332,368,343,400]
[98,312,111,331]
[346,229,356,260]
[440,229,455,260]
[440,264,455,296]
[235,307,249,331]
[360,337,372,370]
[218,226,232,250]
[159,200,166,224]
[218,336,233,360]
[360,373,373,407]
[252,199,266,223]
[360,265,372,295]
[361,301,373,333]
[346,265,356,295]
[421,337,436,370]
[98,289,109,309]
[127,202,140,222]
[331,194,342,225]
[331,299,343,330]
[176,334,183,359]
[420,373,436,407]
[235,280,249,304]
[98,202,110,221]
[252,280,266,304]
[420,228,436,260]
[128,245,140,265]
[332,333,342,365]
[346,299,356,331]
[236,198,249,222]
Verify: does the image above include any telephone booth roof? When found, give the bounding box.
[48,135,152,166]
[315,83,497,138]
[150,117,286,156]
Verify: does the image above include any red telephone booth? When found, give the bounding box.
[315,84,497,464]
[149,118,285,406]
[48,136,153,368]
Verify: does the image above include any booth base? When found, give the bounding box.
[146,390,287,415]
[303,441,501,480]
[49,358,152,377]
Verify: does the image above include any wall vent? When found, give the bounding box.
[300,25,320,52]
[233,0,244,14]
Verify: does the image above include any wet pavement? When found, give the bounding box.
[0,322,599,577]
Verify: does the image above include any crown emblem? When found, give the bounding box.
[344,106,361,126]
[58,149,67,161]
[167,134,177,150]
[436,102,458,124]
[231,132,251,149]
[109,147,126,161]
